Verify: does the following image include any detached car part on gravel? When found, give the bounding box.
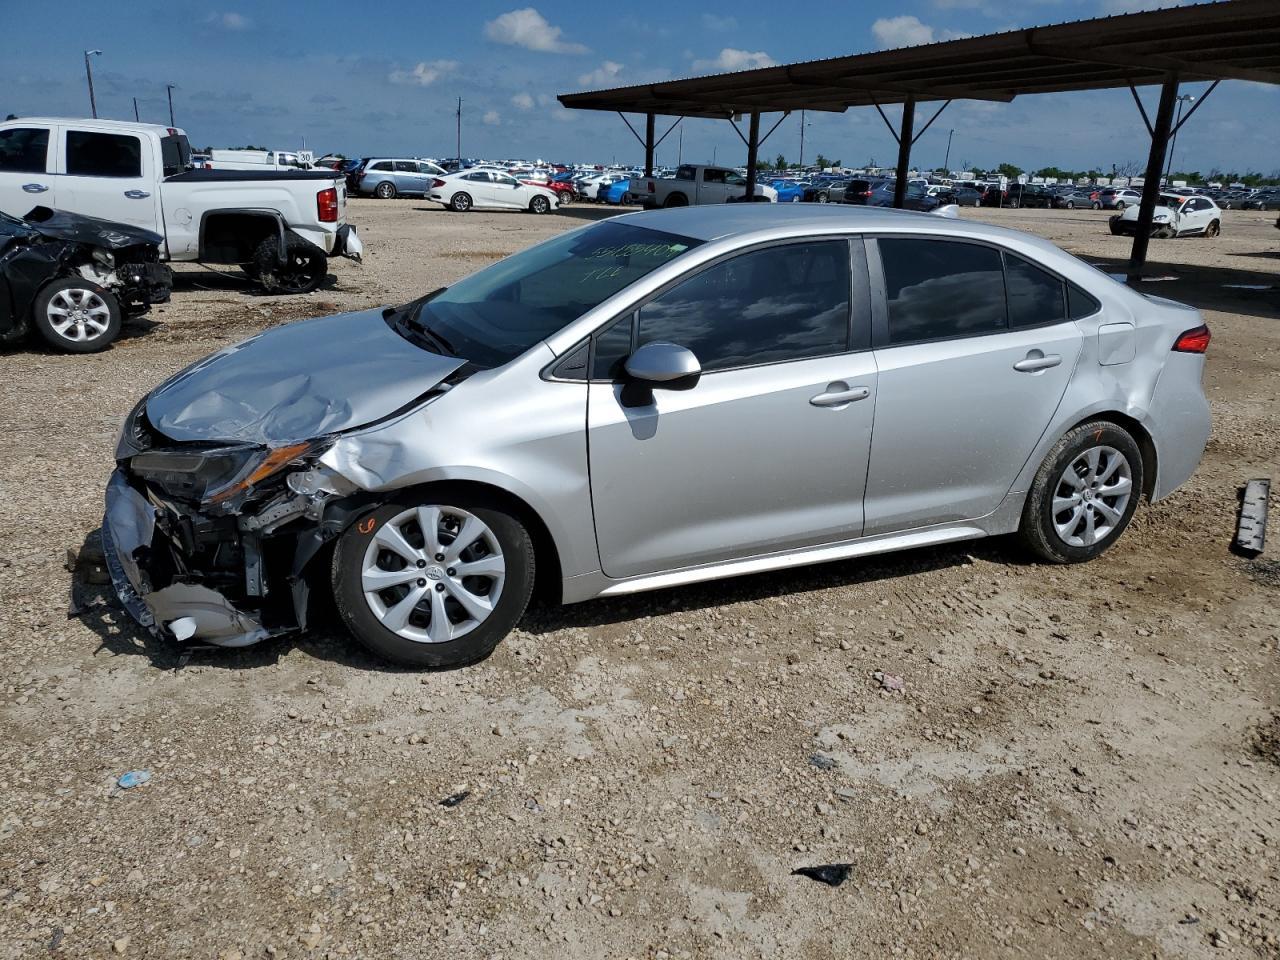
[102,206,1212,669]
[0,207,171,352]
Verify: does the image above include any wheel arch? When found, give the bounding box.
[199,209,286,264]
[1062,410,1158,500]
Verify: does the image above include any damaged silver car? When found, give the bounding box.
[103,206,1211,668]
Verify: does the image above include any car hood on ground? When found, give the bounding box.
[146,308,465,445]
[20,206,164,249]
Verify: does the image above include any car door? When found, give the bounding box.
[56,127,162,231]
[862,236,1082,535]
[393,160,421,195]
[493,174,526,209]
[587,238,877,579]
[1178,197,1213,234]
[0,124,56,216]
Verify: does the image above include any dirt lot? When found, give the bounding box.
[1,200,1277,960]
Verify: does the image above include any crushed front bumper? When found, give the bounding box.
[102,470,274,647]
[335,224,363,262]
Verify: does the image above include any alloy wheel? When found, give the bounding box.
[1051,446,1133,548]
[46,288,112,343]
[360,505,506,644]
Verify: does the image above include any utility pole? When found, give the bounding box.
[455,98,462,161]
[166,84,177,127]
[84,50,102,118]
[132,97,139,121]
[1165,93,1194,182]
[944,129,954,173]
[677,124,683,164]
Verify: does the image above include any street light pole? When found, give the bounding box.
[84,50,102,118]
[455,97,462,161]
[166,84,177,127]
[944,129,954,173]
[1165,93,1194,183]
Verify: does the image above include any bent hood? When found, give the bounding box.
[146,308,465,445]
[22,206,164,249]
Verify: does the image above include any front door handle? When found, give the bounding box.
[1013,351,1062,373]
[810,383,871,408]
[22,183,49,193]
[123,190,151,199]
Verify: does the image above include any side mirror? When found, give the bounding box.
[623,341,701,390]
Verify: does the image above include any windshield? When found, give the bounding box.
[403,221,703,367]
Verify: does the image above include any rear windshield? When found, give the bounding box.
[403,221,703,368]
[161,134,191,177]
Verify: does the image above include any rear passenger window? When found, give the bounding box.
[394,161,417,172]
[66,131,142,177]
[0,128,50,173]
[1004,253,1067,328]
[878,238,1006,344]
[1067,283,1101,319]
[370,161,392,171]
[636,240,851,372]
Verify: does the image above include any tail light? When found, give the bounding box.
[317,187,339,222]
[431,178,447,189]
[648,182,655,193]
[1172,324,1211,353]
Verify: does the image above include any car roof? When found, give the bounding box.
[613,203,1065,250]
[5,116,183,136]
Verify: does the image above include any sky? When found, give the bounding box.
[3,0,1277,176]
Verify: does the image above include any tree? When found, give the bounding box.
[814,153,831,170]
[996,162,1023,178]
[773,153,787,170]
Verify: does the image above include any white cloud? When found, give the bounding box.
[701,14,737,31]
[511,92,534,110]
[387,59,458,86]
[483,8,588,54]
[483,110,501,125]
[206,11,250,30]
[691,48,776,72]
[871,15,969,48]
[577,60,624,87]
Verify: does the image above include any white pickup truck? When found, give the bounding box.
[630,164,778,208]
[0,118,362,294]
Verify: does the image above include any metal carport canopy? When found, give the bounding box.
[558,0,1280,272]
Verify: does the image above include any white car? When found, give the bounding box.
[1110,193,1222,239]
[428,171,558,213]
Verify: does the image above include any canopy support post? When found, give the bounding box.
[893,95,916,208]
[745,111,761,200]
[1129,74,1178,275]
[644,112,655,177]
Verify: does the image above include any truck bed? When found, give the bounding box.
[167,169,341,183]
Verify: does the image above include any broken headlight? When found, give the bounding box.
[129,439,329,506]
[115,398,156,460]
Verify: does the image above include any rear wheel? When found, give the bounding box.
[332,495,535,668]
[817,192,829,203]
[1019,421,1143,564]
[1093,201,1101,210]
[450,192,472,212]
[32,278,122,353]
[1065,201,1075,209]
[664,193,689,208]
[253,234,327,295]
[1114,200,1126,211]
[374,181,397,199]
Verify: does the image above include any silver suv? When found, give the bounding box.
[104,206,1211,668]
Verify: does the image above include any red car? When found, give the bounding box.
[521,178,574,204]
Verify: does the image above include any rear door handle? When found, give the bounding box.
[810,384,871,408]
[124,190,151,199]
[1013,352,1062,373]
[22,183,49,193]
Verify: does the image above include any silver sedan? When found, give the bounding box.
[103,206,1212,667]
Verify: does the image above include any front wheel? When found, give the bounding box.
[1114,201,1126,211]
[1065,201,1075,209]
[332,495,535,669]
[817,192,829,203]
[1205,220,1220,238]
[32,278,122,353]
[529,195,551,214]
[1093,201,1101,210]
[1019,421,1143,564]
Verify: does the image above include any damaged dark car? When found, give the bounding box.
[0,206,171,353]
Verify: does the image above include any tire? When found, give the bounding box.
[253,234,327,295]
[529,195,551,214]
[1114,201,1125,211]
[621,192,633,205]
[1019,421,1144,564]
[374,181,397,200]
[1065,201,1075,209]
[664,193,689,208]
[1008,200,1020,209]
[790,195,801,203]
[32,278,122,353]
[1093,201,1101,210]
[1205,219,1220,238]
[450,192,472,213]
[817,192,829,203]
[331,494,535,669]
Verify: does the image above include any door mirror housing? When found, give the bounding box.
[623,341,701,390]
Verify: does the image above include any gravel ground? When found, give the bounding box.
[1,200,1277,960]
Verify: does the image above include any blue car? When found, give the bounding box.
[603,178,637,205]
[770,179,806,203]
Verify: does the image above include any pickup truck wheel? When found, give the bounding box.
[253,235,327,295]
[374,181,397,199]
[664,193,689,208]
[450,192,473,212]
[32,278,122,353]
[529,195,551,214]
